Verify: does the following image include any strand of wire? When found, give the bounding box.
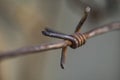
[0,22,119,60]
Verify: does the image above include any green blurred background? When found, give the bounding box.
[0,0,120,80]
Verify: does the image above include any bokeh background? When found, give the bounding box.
[0,0,120,80]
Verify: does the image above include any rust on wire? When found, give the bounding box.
[0,6,120,69]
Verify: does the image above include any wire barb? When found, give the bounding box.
[75,6,91,32]
[60,47,67,69]
[42,6,91,69]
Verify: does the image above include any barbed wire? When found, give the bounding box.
[0,6,120,69]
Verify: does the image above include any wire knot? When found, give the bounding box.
[70,33,87,49]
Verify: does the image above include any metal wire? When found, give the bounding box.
[0,6,120,69]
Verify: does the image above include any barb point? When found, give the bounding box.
[85,6,91,13]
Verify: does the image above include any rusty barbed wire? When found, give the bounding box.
[0,6,120,69]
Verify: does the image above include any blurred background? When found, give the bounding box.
[0,0,120,80]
